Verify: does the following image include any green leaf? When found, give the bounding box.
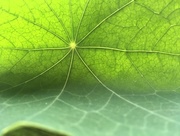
[2,122,68,136]
[0,0,180,136]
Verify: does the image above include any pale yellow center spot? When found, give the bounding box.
[70,42,76,49]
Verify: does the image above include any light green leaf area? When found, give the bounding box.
[0,0,180,136]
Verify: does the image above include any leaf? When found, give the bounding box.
[2,122,68,136]
[0,0,180,136]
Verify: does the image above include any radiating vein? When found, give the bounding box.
[44,0,71,41]
[69,0,75,40]
[77,46,180,57]
[75,0,91,41]
[75,49,180,125]
[27,49,75,119]
[1,47,70,52]
[77,0,134,44]
[0,7,69,45]
[0,50,71,93]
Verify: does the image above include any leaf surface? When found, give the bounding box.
[0,0,180,136]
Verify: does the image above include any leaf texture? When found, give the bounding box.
[0,0,180,136]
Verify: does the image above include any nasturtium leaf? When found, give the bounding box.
[2,122,68,136]
[0,0,180,136]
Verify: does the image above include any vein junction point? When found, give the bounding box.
[70,41,77,49]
